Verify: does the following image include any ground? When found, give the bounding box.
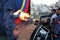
[17,24,36,40]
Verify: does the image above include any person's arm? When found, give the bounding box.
[40,14,51,18]
[13,10,21,15]
[13,10,21,18]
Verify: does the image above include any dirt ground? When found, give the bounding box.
[17,24,36,40]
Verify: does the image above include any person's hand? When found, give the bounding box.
[19,10,22,13]
[53,34,58,38]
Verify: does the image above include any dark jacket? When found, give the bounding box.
[3,12,19,30]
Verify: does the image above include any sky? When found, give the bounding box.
[31,0,58,6]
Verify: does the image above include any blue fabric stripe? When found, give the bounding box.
[15,0,23,11]
[22,0,28,11]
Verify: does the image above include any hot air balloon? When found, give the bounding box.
[15,0,30,24]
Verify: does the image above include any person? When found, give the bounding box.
[3,9,21,40]
[50,8,60,25]
[51,7,60,40]
[40,9,56,25]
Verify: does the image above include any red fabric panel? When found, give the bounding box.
[24,0,30,13]
[15,18,21,24]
